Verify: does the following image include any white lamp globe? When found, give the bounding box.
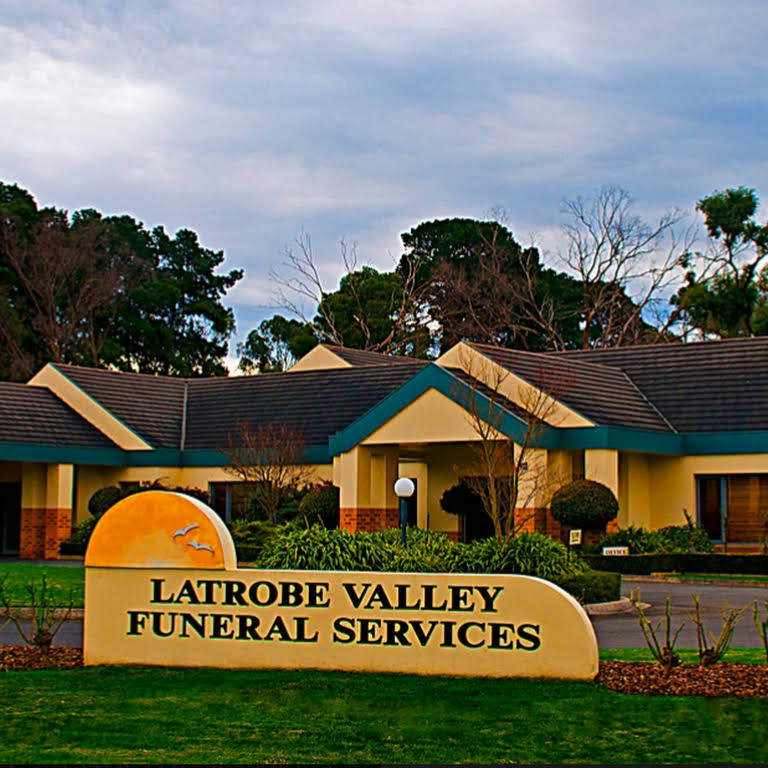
[394,477,415,498]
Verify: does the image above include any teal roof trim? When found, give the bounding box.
[328,364,534,456]
[0,443,129,465]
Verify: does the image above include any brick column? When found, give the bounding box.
[337,445,399,533]
[20,463,73,560]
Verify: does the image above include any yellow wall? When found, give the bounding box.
[21,463,47,508]
[585,449,619,496]
[424,443,476,535]
[73,464,333,523]
[643,453,768,530]
[618,453,651,529]
[0,462,21,482]
[361,388,502,445]
[288,345,350,372]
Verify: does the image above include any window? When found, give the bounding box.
[697,474,768,543]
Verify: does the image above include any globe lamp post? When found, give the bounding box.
[394,477,415,545]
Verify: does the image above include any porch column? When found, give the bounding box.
[20,463,74,560]
[338,446,399,532]
[513,447,550,535]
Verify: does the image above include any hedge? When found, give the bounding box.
[554,570,621,605]
[582,553,768,575]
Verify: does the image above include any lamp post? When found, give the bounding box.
[394,477,415,546]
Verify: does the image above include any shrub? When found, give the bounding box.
[550,479,618,529]
[87,486,123,518]
[446,532,584,580]
[298,482,340,527]
[226,520,278,562]
[587,524,713,555]
[59,516,100,556]
[555,570,621,604]
[655,524,713,554]
[439,482,483,517]
[258,525,585,581]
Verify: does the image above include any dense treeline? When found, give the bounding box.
[0,182,242,381]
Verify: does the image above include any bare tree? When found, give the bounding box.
[452,350,569,544]
[225,421,314,523]
[560,185,696,347]
[269,230,428,354]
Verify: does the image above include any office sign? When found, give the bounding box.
[84,492,598,680]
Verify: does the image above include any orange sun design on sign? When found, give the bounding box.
[85,491,237,570]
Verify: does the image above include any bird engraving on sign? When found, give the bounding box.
[172,523,199,538]
[187,540,214,553]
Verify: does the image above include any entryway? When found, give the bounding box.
[0,482,21,555]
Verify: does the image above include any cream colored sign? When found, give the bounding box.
[84,491,598,679]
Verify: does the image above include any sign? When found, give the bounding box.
[84,491,598,680]
[569,529,582,546]
[602,546,629,556]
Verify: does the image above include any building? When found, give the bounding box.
[1,337,767,559]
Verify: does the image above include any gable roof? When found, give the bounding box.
[546,337,768,432]
[321,345,424,367]
[185,362,428,455]
[468,343,673,433]
[0,382,118,449]
[52,364,187,449]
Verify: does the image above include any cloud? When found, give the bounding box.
[1,0,766,351]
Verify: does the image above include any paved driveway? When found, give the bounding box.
[594,579,768,649]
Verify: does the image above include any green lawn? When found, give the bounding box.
[0,562,84,607]
[601,647,766,663]
[1,665,767,764]
[663,572,768,583]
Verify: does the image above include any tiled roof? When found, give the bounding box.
[469,343,673,432]
[185,362,428,450]
[54,364,187,449]
[323,345,423,367]
[546,337,768,432]
[0,382,118,448]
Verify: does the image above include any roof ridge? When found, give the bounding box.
[468,341,629,374]
[546,336,768,357]
[618,370,678,434]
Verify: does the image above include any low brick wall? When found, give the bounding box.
[20,507,71,560]
[340,507,399,532]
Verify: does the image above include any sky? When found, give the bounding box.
[2,0,767,358]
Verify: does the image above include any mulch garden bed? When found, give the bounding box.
[0,644,83,671]
[2,644,767,697]
[598,660,768,697]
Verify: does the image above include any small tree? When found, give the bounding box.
[550,479,618,530]
[225,420,313,523]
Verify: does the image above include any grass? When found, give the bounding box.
[0,563,84,607]
[601,647,766,664]
[662,572,768,583]
[1,664,768,764]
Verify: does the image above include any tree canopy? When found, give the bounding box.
[0,182,242,381]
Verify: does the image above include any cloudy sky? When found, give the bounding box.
[2,0,766,349]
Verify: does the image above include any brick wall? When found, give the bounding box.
[340,507,399,532]
[20,507,71,560]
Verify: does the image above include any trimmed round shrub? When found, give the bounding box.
[298,482,340,527]
[59,515,100,556]
[87,486,123,518]
[439,482,482,516]
[550,479,618,529]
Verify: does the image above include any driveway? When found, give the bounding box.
[594,579,768,649]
